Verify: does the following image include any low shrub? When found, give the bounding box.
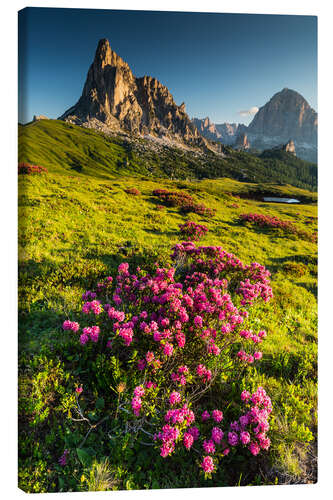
[18,162,48,175]
[125,188,141,196]
[282,261,308,277]
[62,242,274,478]
[179,221,209,241]
[239,213,316,242]
[153,189,216,218]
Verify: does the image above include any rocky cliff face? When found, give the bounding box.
[246,88,317,161]
[192,117,222,141]
[282,139,297,156]
[59,39,200,144]
[193,89,317,162]
[234,132,250,150]
[192,118,243,145]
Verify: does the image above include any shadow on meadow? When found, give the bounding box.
[267,255,317,286]
[257,350,317,384]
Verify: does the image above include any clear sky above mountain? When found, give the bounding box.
[18,8,317,125]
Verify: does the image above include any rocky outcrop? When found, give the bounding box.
[33,115,49,121]
[193,89,317,162]
[192,118,244,145]
[192,117,221,141]
[282,139,296,156]
[234,132,250,150]
[246,88,317,161]
[59,39,200,144]
[247,88,317,143]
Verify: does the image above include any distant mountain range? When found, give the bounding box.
[59,39,317,163]
[193,88,317,162]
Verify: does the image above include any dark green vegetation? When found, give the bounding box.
[18,123,317,492]
[19,120,317,190]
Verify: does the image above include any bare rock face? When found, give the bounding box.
[33,115,49,121]
[59,39,200,143]
[246,88,317,161]
[271,139,297,156]
[283,139,297,155]
[234,132,250,150]
[192,118,244,145]
[247,88,317,143]
[192,117,222,141]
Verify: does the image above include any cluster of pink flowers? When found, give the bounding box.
[62,320,80,332]
[63,242,273,478]
[239,213,316,243]
[171,365,190,386]
[153,189,216,217]
[171,242,273,307]
[240,212,296,231]
[79,325,100,345]
[196,364,212,383]
[82,300,103,315]
[225,387,272,455]
[169,391,182,405]
[131,385,145,416]
[200,456,215,474]
[179,221,209,241]
[18,162,48,175]
[125,187,141,196]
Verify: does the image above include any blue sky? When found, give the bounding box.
[18,8,317,125]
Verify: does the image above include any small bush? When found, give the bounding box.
[18,162,48,175]
[153,189,215,218]
[125,188,141,196]
[179,221,208,241]
[282,261,308,277]
[63,242,274,478]
[239,213,316,242]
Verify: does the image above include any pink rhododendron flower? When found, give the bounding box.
[79,333,89,345]
[203,439,216,454]
[200,456,215,473]
[202,410,210,421]
[62,320,72,330]
[183,432,194,449]
[163,342,173,356]
[212,410,223,422]
[241,390,251,402]
[240,431,250,445]
[211,427,224,444]
[169,391,182,405]
[145,351,155,363]
[134,385,145,397]
[188,426,200,440]
[249,441,260,455]
[228,431,239,446]
[137,359,146,370]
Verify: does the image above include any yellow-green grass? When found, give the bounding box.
[18,169,317,492]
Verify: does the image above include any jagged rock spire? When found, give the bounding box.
[59,38,199,143]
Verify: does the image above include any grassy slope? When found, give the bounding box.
[18,161,317,491]
[19,120,317,190]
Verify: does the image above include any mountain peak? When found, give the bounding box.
[93,38,129,70]
[59,39,199,144]
[247,87,317,146]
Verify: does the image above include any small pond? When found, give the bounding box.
[263,197,300,204]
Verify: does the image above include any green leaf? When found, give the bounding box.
[76,447,93,467]
[96,397,105,410]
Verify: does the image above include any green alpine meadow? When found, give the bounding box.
[18,11,317,493]
[18,118,317,492]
